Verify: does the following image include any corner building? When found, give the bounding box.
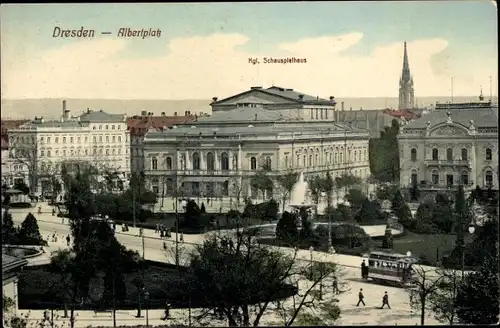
[397,99,498,194]
[142,86,371,201]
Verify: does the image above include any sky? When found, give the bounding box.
[1,2,497,100]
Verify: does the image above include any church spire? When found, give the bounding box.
[398,41,415,110]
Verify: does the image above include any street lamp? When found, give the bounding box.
[309,246,314,278]
[144,289,150,328]
[462,225,476,278]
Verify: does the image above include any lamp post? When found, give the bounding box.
[309,246,314,278]
[144,289,150,328]
[462,225,475,279]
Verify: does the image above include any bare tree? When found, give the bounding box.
[428,267,463,325]
[229,177,244,210]
[407,265,444,326]
[276,170,299,213]
[8,136,40,193]
[163,240,190,266]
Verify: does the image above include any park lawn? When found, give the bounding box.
[373,231,474,266]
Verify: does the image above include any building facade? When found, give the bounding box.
[6,100,131,193]
[2,253,28,319]
[397,100,498,193]
[1,120,29,186]
[128,111,195,174]
[398,42,415,110]
[142,86,371,202]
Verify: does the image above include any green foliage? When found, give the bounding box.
[242,199,279,222]
[308,175,323,206]
[322,171,335,206]
[139,190,157,205]
[432,193,454,234]
[375,184,399,201]
[382,226,393,249]
[251,166,274,200]
[3,297,28,328]
[13,179,30,194]
[354,198,385,224]
[335,174,362,189]
[345,188,367,214]
[368,119,400,182]
[414,200,438,234]
[200,202,206,213]
[17,212,46,245]
[2,208,18,244]
[428,269,462,325]
[455,254,499,324]
[276,170,298,211]
[276,211,299,243]
[183,199,201,227]
[391,189,413,228]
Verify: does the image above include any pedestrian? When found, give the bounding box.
[44,309,50,322]
[66,235,70,246]
[139,228,143,237]
[180,233,184,243]
[163,242,167,251]
[332,276,339,295]
[52,208,56,216]
[155,222,160,233]
[380,291,391,309]
[162,302,170,320]
[207,197,210,205]
[356,288,366,307]
[361,260,367,279]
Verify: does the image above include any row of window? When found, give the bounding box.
[292,149,367,167]
[92,124,122,130]
[410,147,493,161]
[309,108,331,120]
[410,170,494,186]
[39,135,124,144]
[39,148,124,157]
[152,152,241,171]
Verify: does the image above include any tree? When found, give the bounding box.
[382,225,393,249]
[432,193,454,234]
[251,164,274,201]
[453,185,470,253]
[407,265,445,326]
[276,211,299,243]
[3,295,28,328]
[8,136,40,193]
[455,254,499,324]
[354,198,383,224]
[308,175,323,217]
[183,199,201,228]
[368,119,400,183]
[183,230,340,327]
[391,189,413,228]
[321,171,335,212]
[345,188,367,215]
[428,268,463,325]
[13,179,30,195]
[17,212,46,245]
[200,202,206,213]
[276,170,298,213]
[2,208,18,244]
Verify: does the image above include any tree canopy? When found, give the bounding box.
[368,119,400,183]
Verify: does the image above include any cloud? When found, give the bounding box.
[1,32,497,99]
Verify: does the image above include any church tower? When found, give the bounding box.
[398,42,415,110]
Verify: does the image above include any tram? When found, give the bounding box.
[362,251,419,287]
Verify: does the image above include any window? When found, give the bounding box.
[40,150,44,157]
[93,126,96,130]
[112,125,115,130]
[106,149,109,155]
[118,125,121,130]
[63,137,66,143]
[40,137,44,143]
[105,125,109,130]
[77,137,80,143]
[93,148,97,155]
[340,152,343,163]
[461,148,468,161]
[63,150,67,156]
[221,152,229,170]
[432,170,439,184]
[70,137,73,143]
[485,170,493,187]
[106,136,109,142]
[118,149,121,155]
[118,136,121,142]
[461,171,469,185]
[250,157,257,170]
[112,136,115,142]
[310,109,313,119]
[151,178,159,195]
[410,148,417,161]
[411,170,418,186]
[223,181,229,197]
[309,155,313,166]
[320,109,324,119]
[285,155,289,168]
[206,152,215,171]
[99,125,102,130]
[47,150,51,157]
[303,155,306,167]
[55,150,59,156]
[193,152,201,170]
[93,136,96,142]
[85,149,88,155]
[486,148,492,160]
[315,154,318,166]
[315,109,319,119]
[47,137,51,143]
[99,136,102,142]
[354,151,357,163]
[152,157,158,170]
[265,156,272,169]
[432,148,438,161]
[446,148,453,161]
[325,109,328,119]
[85,137,88,142]
[166,157,172,170]
[99,149,103,155]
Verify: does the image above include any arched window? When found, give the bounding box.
[309,155,313,166]
[339,152,343,163]
[206,152,215,171]
[461,148,468,161]
[152,157,158,170]
[151,177,159,195]
[410,148,417,161]
[334,153,338,164]
[432,170,439,185]
[485,170,493,187]
[265,156,272,170]
[221,152,229,170]
[411,169,418,186]
[461,171,469,185]
[315,154,319,166]
[250,157,257,170]
[192,152,200,170]
[166,157,172,170]
[364,149,367,161]
[446,148,453,161]
[222,180,229,196]
[432,148,438,161]
[486,148,492,160]
[285,156,289,168]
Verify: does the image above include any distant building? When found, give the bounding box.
[2,253,28,318]
[397,97,498,194]
[128,111,195,173]
[398,42,415,110]
[142,86,370,202]
[6,100,131,193]
[1,120,29,186]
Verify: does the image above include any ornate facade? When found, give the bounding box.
[142,86,371,201]
[398,42,415,110]
[397,100,498,192]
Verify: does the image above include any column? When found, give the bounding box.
[471,144,477,186]
[215,150,219,171]
[238,143,243,171]
[185,150,190,170]
[200,150,205,170]
[176,151,181,170]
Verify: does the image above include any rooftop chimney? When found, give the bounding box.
[174,112,178,116]
[298,94,304,100]
[161,112,165,116]
[141,110,147,116]
[212,97,218,102]
[62,100,67,111]
[341,101,345,111]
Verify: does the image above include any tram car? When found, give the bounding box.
[362,251,419,287]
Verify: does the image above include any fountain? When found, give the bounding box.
[288,172,315,214]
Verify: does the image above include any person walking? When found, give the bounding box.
[162,302,170,320]
[380,291,391,309]
[180,232,184,243]
[163,242,167,251]
[66,235,70,246]
[356,288,366,307]
[361,260,367,279]
[155,222,160,233]
[332,276,339,295]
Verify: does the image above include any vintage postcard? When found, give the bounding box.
[1,2,498,328]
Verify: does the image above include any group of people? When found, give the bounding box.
[361,260,370,279]
[357,289,391,309]
[155,223,172,238]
